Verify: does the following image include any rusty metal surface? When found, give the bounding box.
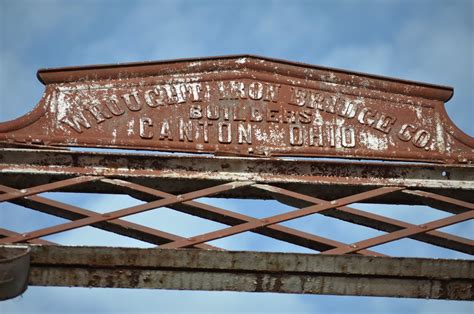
[159,187,404,249]
[0,181,253,245]
[0,175,100,203]
[253,184,473,254]
[3,245,472,300]
[0,229,55,246]
[103,179,384,256]
[1,147,472,255]
[320,207,474,255]
[0,55,472,163]
[0,246,30,300]
[1,148,473,204]
[0,184,218,249]
[1,171,472,255]
[4,171,467,256]
[0,53,472,300]
[0,149,473,298]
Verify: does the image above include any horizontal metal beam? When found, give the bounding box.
[5,245,473,300]
[1,148,473,204]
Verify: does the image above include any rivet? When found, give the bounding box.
[20,189,27,194]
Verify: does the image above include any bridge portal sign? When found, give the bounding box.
[0,55,472,163]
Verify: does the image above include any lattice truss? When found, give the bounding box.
[1,153,473,257]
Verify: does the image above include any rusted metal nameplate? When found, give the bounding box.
[0,55,472,163]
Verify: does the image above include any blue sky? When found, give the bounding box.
[0,0,473,313]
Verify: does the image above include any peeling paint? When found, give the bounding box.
[0,56,471,164]
[360,132,388,151]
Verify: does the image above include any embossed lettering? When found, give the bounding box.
[159,120,173,141]
[218,122,232,143]
[185,83,203,102]
[341,127,356,148]
[198,121,212,143]
[289,87,307,107]
[398,124,431,150]
[375,114,396,134]
[398,124,416,142]
[299,110,312,124]
[413,129,431,148]
[190,105,202,119]
[218,81,279,102]
[223,107,231,121]
[328,125,336,147]
[248,82,264,100]
[60,110,91,133]
[104,95,125,116]
[358,108,377,126]
[307,92,325,110]
[250,107,263,122]
[324,96,337,114]
[121,91,142,111]
[51,80,421,156]
[218,81,246,100]
[233,107,247,121]
[289,124,303,146]
[338,101,358,119]
[238,123,252,144]
[139,117,153,139]
[263,83,281,102]
[206,105,220,120]
[179,119,193,142]
[86,103,112,123]
[144,87,166,107]
[283,110,297,124]
[164,85,182,104]
[309,126,323,147]
[266,109,280,123]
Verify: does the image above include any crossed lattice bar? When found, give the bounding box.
[0,228,56,245]
[0,177,382,255]
[1,175,472,256]
[0,184,218,249]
